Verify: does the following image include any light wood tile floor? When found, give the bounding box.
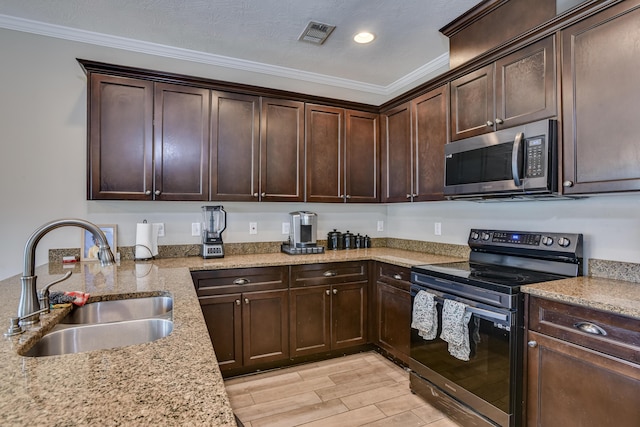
[225,351,460,427]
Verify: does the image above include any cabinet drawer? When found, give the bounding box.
[375,262,411,291]
[290,261,368,288]
[191,266,288,297]
[528,296,640,364]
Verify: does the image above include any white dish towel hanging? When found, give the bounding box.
[411,290,437,340]
[440,299,473,361]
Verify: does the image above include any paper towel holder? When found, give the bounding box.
[134,219,159,261]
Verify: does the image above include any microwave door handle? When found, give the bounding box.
[511,132,524,187]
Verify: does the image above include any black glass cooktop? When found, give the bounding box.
[412,261,569,294]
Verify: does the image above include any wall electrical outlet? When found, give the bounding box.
[377,220,384,232]
[434,222,442,236]
[282,222,290,235]
[249,222,258,235]
[191,222,201,237]
[154,223,165,237]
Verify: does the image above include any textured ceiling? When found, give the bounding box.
[0,0,480,95]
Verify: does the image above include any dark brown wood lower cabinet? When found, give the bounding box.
[526,330,640,427]
[373,263,411,364]
[199,289,289,372]
[526,296,640,426]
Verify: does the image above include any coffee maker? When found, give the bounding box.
[202,205,226,258]
[281,211,324,255]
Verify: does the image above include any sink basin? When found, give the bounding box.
[60,296,173,324]
[22,318,174,357]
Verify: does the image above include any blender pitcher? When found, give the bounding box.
[202,206,226,258]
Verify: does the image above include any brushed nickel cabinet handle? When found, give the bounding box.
[323,271,337,277]
[253,192,258,197]
[145,190,152,196]
[325,289,330,296]
[393,274,402,280]
[261,192,266,197]
[154,190,161,196]
[244,298,249,304]
[527,340,538,348]
[495,118,504,125]
[486,120,494,127]
[233,278,250,285]
[235,299,241,306]
[332,288,337,295]
[574,322,607,336]
[563,180,574,188]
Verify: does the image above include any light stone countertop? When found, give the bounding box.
[522,276,640,320]
[0,248,463,426]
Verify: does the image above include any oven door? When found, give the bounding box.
[409,283,523,427]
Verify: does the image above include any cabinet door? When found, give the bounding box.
[527,330,640,427]
[198,293,242,372]
[412,85,448,202]
[376,282,411,363]
[331,281,368,349]
[345,110,379,202]
[290,286,331,357]
[450,64,494,141]
[243,289,289,366]
[380,102,412,203]
[210,91,260,201]
[153,83,210,201]
[260,98,304,202]
[88,74,153,200]
[306,104,345,203]
[495,36,556,130]
[561,1,640,194]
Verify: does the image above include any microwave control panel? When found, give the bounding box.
[525,137,545,178]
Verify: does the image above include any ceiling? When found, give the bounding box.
[0,0,481,98]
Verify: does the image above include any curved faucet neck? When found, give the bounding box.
[22,218,114,277]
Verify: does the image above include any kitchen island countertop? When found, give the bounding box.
[0,248,463,426]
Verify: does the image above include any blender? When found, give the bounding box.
[202,206,226,258]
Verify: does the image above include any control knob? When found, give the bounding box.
[481,232,491,241]
[470,231,480,240]
[541,236,554,246]
[558,237,571,247]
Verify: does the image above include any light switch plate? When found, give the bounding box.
[191,222,201,237]
[434,222,442,236]
[377,221,384,232]
[282,222,290,235]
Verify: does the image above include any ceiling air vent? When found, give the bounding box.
[298,21,336,45]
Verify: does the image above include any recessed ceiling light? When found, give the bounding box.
[354,32,375,44]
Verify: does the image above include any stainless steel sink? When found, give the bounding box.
[60,296,173,324]
[22,318,174,357]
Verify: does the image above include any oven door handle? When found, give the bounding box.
[431,295,508,322]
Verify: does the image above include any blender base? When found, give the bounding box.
[202,243,224,258]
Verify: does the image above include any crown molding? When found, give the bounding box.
[0,14,448,97]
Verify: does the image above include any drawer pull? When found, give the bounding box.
[233,278,250,285]
[527,340,538,348]
[393,274,402,280]
[323,271,337,277]
[574,321,607,336]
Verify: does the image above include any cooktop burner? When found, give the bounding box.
[412,261,569,294]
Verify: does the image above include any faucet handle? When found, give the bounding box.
[38,271,73,310]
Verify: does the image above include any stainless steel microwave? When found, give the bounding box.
[444,119,557,199]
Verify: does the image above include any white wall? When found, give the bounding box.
[2,28,639,281]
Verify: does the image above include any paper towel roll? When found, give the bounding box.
[135,222,158,260]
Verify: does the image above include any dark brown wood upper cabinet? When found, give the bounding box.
[381,84,448,203]
[260,98,305,202]
[153,83,210,201]
[87,75,209,200]
[210,91,260,201]
[561,0,640,194]
[345,110,379,203]
[450,36,556,141]
[306,104,379,203]
[88,74,153,200]
[381,102,412,203]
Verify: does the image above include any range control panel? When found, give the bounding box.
[469,229,583,253]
